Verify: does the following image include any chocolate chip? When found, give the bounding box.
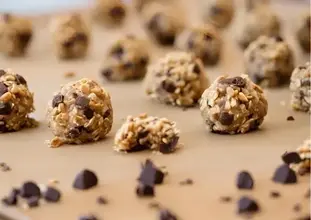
[270,190,281,198]
[237,196,260,214]
[84,107,94,119]
[75,96,90,109]
[296,215,311,220]
[2,188,19,206]
[111,46,124,59]
[159,209,178,220]
[157,34,175,46]
[122,61,134,69]
[27,196,39,208]
[73,169,98,190]
[0,102,12,115]
[275,36,283,42]
[161,80,176,93]
[103,110,111,118]
[220,76,246,88]
[0,69,6,77]
[67,127,83,139]
[220,196,232,203]
[15,74,27,85]
[79,214,98,220]
[0,163,11,172]
[298,167,310,176]
[282,151,302,164]
[236,171,254,190]
[136,183,154,197]
[101,68,113,80]
[147,13,161,30]
[204,33,212,41]
[137,130,149,139]
[0,82,8,96]
[301,79,311,87]
[140,56,149,66]
[96,196,108,205]
[52,94,64,108]
[126,144,149,152]
[179,178,193,185]
[18,33,32,49]
[109,6,125,19]
[272,164,297,184]
[287,116,295,121]
[219,112,234,126]
[293,203,301,212]
[43,187,61,202]
[138,159,162,185]
[0,122,7,132]
[149,201,161,209]
[159,136,179,154]
[20,181,41,198]
[193,64,201,74]
[63,39,74,48]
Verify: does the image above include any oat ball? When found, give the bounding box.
[175,24,222,66]
[114,113,180,154]
[294,139,311,175]
[92,0,126,26]
[47,78,113,148]
[50,14,90,60]
[296,12,310,53]
[0,14,33,57]
[100,35,150,81]
[237,1,281,49]
[200,0,234,29]
[244,36,295,88]
[290,62,310,113]
[0,69,37,132]
[200,75,268,134]
[142,3,184,46]
[145,51,209,107]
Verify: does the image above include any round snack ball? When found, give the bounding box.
[92,0,126,26]
[114,113,180,154]
[244,36,295,88]
[200,75,268,134]
[100,35,150,81]
[289,62,310,113]
[142,2,184,46]
[50,14,90,60]
[175,24,222,66]
[200,0,234,29]
[0,69,37,132]
[47,78,113,148]
[237,1,281,49]
[0,13,33,57]
[296,12,310,53]
[145,51,209,107]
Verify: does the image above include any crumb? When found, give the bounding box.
[64,71,76,78]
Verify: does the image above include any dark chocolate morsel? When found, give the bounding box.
[159,136,179,154]
[18,32,32,49]
[219,112,234,126]
[79,214,98,220]
[236,171,254,190]
[101,68,113,80]
[73,169,98,190]
[270,190,281,198]
[52,94,64,108]
[75,96,90,109]
[301,79,311,87]
[67,127,84,139]
[109,6,126,19]
[287,116,295,121]
[137,130,149,139]
[293,203,302,212]
[122,61,134,69]
[20,181,41,198]
[161,80,176,93]
[237,196,260,214]
[1,188,19,206]
[111,45,124,59]
[136,183,154,197]
[27,196,39,208]
[43,187,61,202]
[0,122,7,132]
[84,107,94,119]
[179,178,194,185]
[0,102,12,115]
[220,76,246,87]
[156,34,175,46]
[193,64,201,74]
[220,196,232,203]
[96,196,108,205]
[282,151,302,164]
[139,159,165,185]
[103,110,111,118]
[159,209,178,220]
[275,36,283,42]
[140,56,149,66]
[15,74,27,85]
[0,69,6,77]
[204,33,212,41]
[63,39,74,48]
[147,13,161,30]
[0,82,8,96]
[272,164,297,184]
[126,144,149,152]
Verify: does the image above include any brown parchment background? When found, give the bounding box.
[0,0,310,219]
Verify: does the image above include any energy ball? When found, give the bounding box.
[237,0,281,49]
[200,0,234,29]
[175,24,222,66]
[100,35,150,81]
[114,113,180,154]
[145,51,209,107]
[244,36,295,88]
[92,0,126,26]
[0,69,37,132]
[296,12,310,53]
[0,14,33,57]
[50,14,90,60]
[200,75,268,134]
[289,62,310,113]
[142,3,184,46]
[47,78,113,148]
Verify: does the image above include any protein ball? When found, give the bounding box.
[0,13,33,57]
[296,12,310,53]
[50,14,90,60]
[0,69,37,133]
[114,113,180,154]
[145,51,209,107]
[290,62,310,113]
[100,35,150,81]
[47,78,113,148]
[175,24,222,66]
[92,0,126,26]
[200,75,268,134]
[200,0,234,29]
[244,36,295,88]
[142,2,184,46]
[237,0,281,49]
